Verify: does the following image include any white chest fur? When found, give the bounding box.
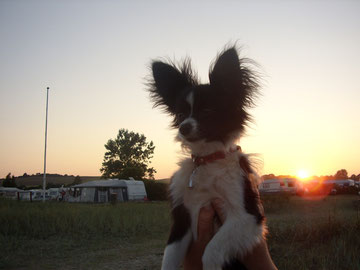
[169,151,247,239]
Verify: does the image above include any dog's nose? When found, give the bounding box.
[179,123,192,136]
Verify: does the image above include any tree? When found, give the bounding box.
[100,129,156,180]
[262,174,275,180]
[72,175,82,185]
[2,173,17,187]
[334,169,348,180]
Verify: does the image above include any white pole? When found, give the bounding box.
[42,87,49,202]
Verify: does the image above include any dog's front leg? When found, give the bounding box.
[202,216,263,270]
[161,204,192,270]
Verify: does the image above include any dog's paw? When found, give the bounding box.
[202,244,225,270]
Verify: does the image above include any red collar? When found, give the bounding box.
[191,145,241,166]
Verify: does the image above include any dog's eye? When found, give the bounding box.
[176,113,186,121]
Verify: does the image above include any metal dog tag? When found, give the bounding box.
[189,167,198,188]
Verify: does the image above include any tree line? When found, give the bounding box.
[263,169,360,181]
[0,173,82,189]
[2,128,359,188]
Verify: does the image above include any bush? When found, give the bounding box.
[142,180,168,201]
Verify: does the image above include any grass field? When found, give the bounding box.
[1,195,359,270]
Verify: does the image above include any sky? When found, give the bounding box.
[1,0,359,179]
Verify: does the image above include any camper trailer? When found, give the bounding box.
[0,187,22,199]
[48,188,64,200]
[259,178,299,194]
[29,189,50,201]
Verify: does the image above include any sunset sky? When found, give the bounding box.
[1,0,359,179]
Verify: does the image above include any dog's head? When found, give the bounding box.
[149,47,259,145]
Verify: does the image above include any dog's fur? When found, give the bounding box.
[148,47,266,270]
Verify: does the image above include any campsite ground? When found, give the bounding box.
[1,194,359,270]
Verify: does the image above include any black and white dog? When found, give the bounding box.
[148,47,266,270]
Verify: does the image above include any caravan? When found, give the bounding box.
[259,178,300,194]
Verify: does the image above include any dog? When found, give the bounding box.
[148,46,266,270]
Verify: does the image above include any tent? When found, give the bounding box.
[68,179,147,203]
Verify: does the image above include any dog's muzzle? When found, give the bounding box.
[178,118,199,141]
[179,122,193,136]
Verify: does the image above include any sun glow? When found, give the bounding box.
[297,169,310,180]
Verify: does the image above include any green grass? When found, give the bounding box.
[0,200,170,239]
[0,200,170,269]
[264,195,360,270]
[0,195,359,269]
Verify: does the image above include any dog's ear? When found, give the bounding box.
[209,48,242,91]
[150,61,193,113]
[209,47,258,107]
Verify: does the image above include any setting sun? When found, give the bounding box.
[297,170,310,180]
